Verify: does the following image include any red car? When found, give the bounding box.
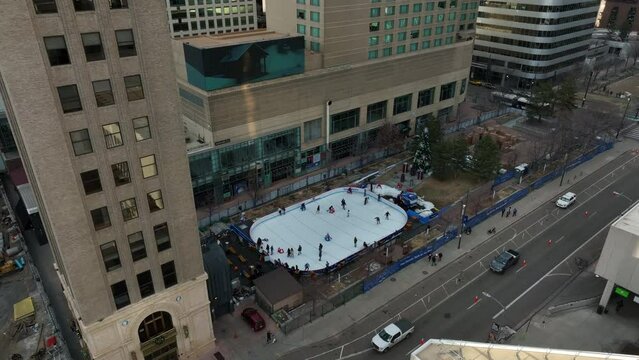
[241,307,265,331]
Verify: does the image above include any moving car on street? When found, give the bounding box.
[490,249,520,273]
[371,319,415,352]
[556,192,576,208]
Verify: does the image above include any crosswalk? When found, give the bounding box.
[623,124,639,140]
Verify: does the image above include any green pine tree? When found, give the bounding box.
[412,127,432,171]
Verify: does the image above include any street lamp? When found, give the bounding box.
[457,204,467,249]
[616,96,631,139]
[482,291,506,312]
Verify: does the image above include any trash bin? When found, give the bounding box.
[402,244,410,255]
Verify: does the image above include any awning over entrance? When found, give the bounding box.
[16,183,38,214]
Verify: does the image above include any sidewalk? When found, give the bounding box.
[211,138,639,360]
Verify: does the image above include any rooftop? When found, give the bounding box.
[612,201,639,237]
[179,30,292,49]
[410,339,638,360]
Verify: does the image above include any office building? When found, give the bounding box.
[0,1,215,359]
[166,0,258,38]
[472,0,599,88]
[175,0,477,205]
[596,0,639,33]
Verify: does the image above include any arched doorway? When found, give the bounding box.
[138,311,178,360]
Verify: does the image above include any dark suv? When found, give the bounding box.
[490,249,520,273]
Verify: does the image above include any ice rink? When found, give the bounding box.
[250,187,408,271]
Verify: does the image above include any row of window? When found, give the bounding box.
[297,9,321,22]
[100,223,170,275]
[34,0,126,14]
[477,11,598,25]
[170,0,251,6]
[110,260,177,309]
[324,81,463,135]
[44,30,136,67]
[368,36,457,58]
[479,0,599,13]
[171,3,254,18]
[370,25,456,44]
[296,0,320,5]
[171,16,254,32]
[70,118,149,158]
[476,34,591,50]
[57,75,143,114]
[297,24,321,37]
[474,44,590,61]
[473,55,586,74]
[368,13,475,32]
[477,22,594,38]
[370,1,478,14]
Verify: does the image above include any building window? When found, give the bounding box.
[304,118,322,142]
[147,190,164,212]
[330,108,360,134]
[140,155,158,178]
[100,241,121,272]
[70,129,93,156]
[115,29,136,57]
[397,45,406,54]
[440,81,456,100]
[92,80,115,107]
[154,223,171,252]
[370,7,380,17]
[413,3,423,12]
[422,40,431,49]
[434,38,442,47]
[34,0,57,14]
[128,232,147,261]
[385,6,395,15]
[80,169,102,195]
[412,16,421,26]
[426,2,435,10]
[449,12,456,20]
[310,0,319,5]
[368,50,379,59]
[73,0,94,11]
[367,101,387,123]
[297,24,306,34]
[124,75,144,101]
[297,0,305,4]
[132,117,151,141]
[399,4,409,13]
[446,24,454,33]
[383,47,392,56]
[425,15,433,24]
[310,11,320,22]
[297,9,306,19]
[399,18,408,28]
[91,206,111,230]
[111,161,130,186]
[109,0,128,9]
[384,34,393,44]
[393,94,412,115]
[410,30,419,39]
[410,42,419,51]
[111,281,130,309]
[120,198,139,222]
[310,27,320,37]
[369,22,380,31]
[137,270,155,298]
[44,36,70,66]
[57,85,82,113]
[437,14,444,22]
[438,1,446,9]
[81,33,105,62]
[445,36,453,44]
[102,123,123,148]
[310,41,320,52]
[460,79,467,95]
[384,20,394,29]
[435,26,443,35]
[418,88,435,107]
[162,261,178,288]
[424,28,432,36]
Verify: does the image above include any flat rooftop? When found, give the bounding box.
[612,201,639,236]
[411,340,637,360]
[178,30,293,49]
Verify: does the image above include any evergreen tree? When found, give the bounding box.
[450,136,469,172]
[412,126,432,171]
[472,136,501,180]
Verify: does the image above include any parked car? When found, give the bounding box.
[371,319,415,352]
[241,307,265,331]
[514,163,529,176]
[556,192,576,208]
[490,249,520,273]
[482,82,497,89]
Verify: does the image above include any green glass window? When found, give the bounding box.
[413,3,423,12]
[297,24,306,34]
[310,41,320,51]
[368,50,379,59]
[399,18,408,27]
[461,3,468,10]
[434,38,442,47]
[310,0,319,5]
[370,7,380,17]
[385,6,395,15]
[410,30,419,39]
[296,0,305,3]
[450,0,457,7]
[370,22,380,31]
[330,108,360,134]
[410,42,419,51]
[367,101,387,122]
[397,44,406,54]
[412,16,420,26]
[424,15,433,23]
[310,26,320,37]
[398,32,407,41]
[311,11,320,21]
[460,13,467,20]
[435,26,443,34]
[384,20,394,29]
[369,36,379,45]
[445,36,453,44]
[448,12,456,20]
[422,40,431,48]
[399,4,409,13]
[426,2,434,10]
[384,33,393,43]
[383,47,392,56]
[437,13,445,22]
[423,28,432,36]
[446,24,454,32]
[393,93,412,115]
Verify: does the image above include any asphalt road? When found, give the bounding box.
[279,150,639,360]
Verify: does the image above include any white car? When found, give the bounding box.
[556,192,576,208]
[371,319,414,352]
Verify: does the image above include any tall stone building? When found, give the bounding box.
[0,1,215,359]
[165,0,259,38]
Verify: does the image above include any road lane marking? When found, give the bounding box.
[545,273,572,277]
[340,348,372,359]
[555,235,565,243]
[467,298,482,310]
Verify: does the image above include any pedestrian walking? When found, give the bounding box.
[375,216,381,224]
[316,205,320,213]
[438,252,443,261]
[304,263,310,271]
[301,202,306,211]
[266,331,272,344]
[501,208,505,217]
[513,208,518,217]
[347,210,350,217]
[431,255,437,266]
[385,211,390,220]
[354,237,358,248]
[298,245,302,255]
[428,253,433,262]
[506,206,511,217]
[378,193,382,201]
[319,243,323,251]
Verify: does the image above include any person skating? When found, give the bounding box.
[287,248,291,257]
[319,249,322,261]
[341,198,346,210]
[324,233,332,241]
[375,216,381,224]
[385,211,390,220]
[354,237,358,248]
[298,245,302,255]
[319,243,323,252]
[364,197,369,205]
[347,210,350,217]
[266,244,270,254]
[304,263,310,271]
[378,194,381,201]
[316,205,321,213]
[301,202,306,211]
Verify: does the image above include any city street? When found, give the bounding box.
[278,150,639,360]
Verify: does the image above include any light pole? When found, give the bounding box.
[581,71,594,108]
[616,96,631,139]
[457,204,466,249]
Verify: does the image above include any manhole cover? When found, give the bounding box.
[390,277,396,282]
[422,270,428,275]
[444,313,451,319]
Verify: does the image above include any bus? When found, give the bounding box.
[491,91,532,110]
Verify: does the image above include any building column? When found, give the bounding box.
[597,279,615,314]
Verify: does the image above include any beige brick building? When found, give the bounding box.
[178,0,476,205]
[0,1,215,359]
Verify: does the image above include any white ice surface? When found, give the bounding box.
[250,188,408,271]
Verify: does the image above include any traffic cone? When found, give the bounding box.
[521,259,527,267]
[547,239,552,247]
[473,295,479,304]
[420,338,425,345]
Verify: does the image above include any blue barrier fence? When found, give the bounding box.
[493,170,516,187]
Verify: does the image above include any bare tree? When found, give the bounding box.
[375,121,406,155]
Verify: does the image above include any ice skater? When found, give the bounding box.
[319,243,323,252]
[364,189,367,197]
[283,207,287,214]
[298,245,302,255]
[300,202,306,211]
[378,194,381,201]
[319,249,322,261]
[266,244,270,254]
[385,211,390,220]
[290,247,295,258]
[328,205,336,214]
[278,208,283,215]
[270,246,274,255]
[347,210,350,217]
[324,233,332,241]
[287,248,291,257]
[364,197,369,205]
[316,205,320,213]
[304,263,310,271]
[347,187,353,194]
[341,199,346,210]
[375,216,381,224]
[354,237,358,248]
